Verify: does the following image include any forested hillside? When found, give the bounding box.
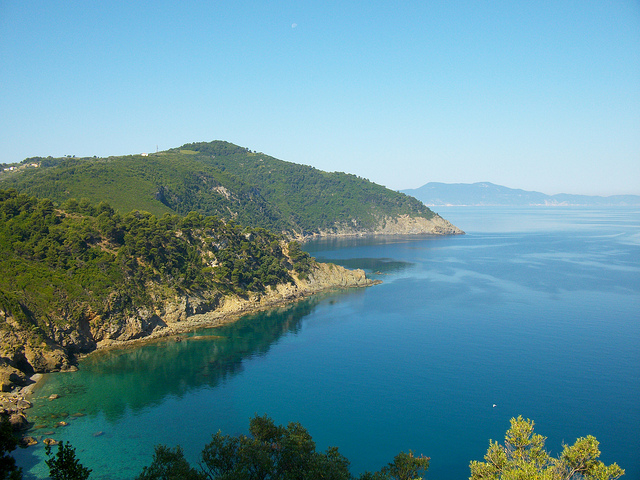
[0,189,318,382]
[0,141,442,236]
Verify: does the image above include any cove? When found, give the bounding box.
[14,207,640,480]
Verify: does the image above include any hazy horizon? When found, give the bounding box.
[403,181,640,198]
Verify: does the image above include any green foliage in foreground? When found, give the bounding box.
[0,189,310,346]
[136,414,430,480]
[136,445,203,480]
[0,416,21,480]
[470,416,624,480]
[45,442,92,480]
[0,141,436,235]
[0,414,625,480]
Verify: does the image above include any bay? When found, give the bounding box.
[14,207,640,479]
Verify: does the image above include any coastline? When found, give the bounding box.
[0,373,43,436]
[1,262,379,436]
[295,214,465,241]
[1,220,464,433]
[2,229,457,454]
[91,263,380,353]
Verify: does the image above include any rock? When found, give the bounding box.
[8,412,29,431]
[16,399,32,409]
[24,344,69,373]
[43,437,58,446]
[48,394,60,400]
[71,412,85,417]
[92,430,104,437]
[0,380,11,393]
[370,214,464,235]
[0,364,29,391]
[20,436,38,447]
[305,214,464,238]
[55,421,69,427]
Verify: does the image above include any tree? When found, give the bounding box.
[45,441,92,480]
[136,445,204,480]
[287,241,314,279]
[358,451,430,480]
[0,415,22,480]
[380,451,430,480]
[469,416,625,480]
[200,414,352,480]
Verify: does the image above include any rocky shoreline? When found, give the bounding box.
[92,261,378,351]
[0,375,38,432]
[0,222,463,440]
[296,214,465,241]
[0,261,378,440]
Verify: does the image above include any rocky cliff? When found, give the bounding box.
[94,261,375,349]
[303,213,464,239]
[370,213,463,235]
[0,261,375,402]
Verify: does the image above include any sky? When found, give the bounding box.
[1,1,639,196]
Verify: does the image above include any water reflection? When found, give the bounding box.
[305,233,450,251]
[321,257,413,274]
[303,235,448,273]
[29,295,326,425]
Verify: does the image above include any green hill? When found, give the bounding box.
[1,141,442,236]
[0,188,330,384]
[0,141,462,390]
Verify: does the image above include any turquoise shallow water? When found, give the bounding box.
[14,207,640,479]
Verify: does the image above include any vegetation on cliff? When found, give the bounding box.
[0,189,315,373]
[0,141,437,236]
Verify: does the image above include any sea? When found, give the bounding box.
[13,207,640,480]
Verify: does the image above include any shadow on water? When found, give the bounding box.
[304,233,450,251]
[323,257,413,274]
[27,294,332,426]
[303,235,448,274]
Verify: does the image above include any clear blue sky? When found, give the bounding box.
[1,1,639,195]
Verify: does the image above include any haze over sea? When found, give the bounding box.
[14,207,640,479]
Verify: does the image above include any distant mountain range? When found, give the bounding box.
[402,182,640,206]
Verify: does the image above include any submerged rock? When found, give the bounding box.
[20,436,38,447]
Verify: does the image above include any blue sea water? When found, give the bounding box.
[13,207,640,479]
